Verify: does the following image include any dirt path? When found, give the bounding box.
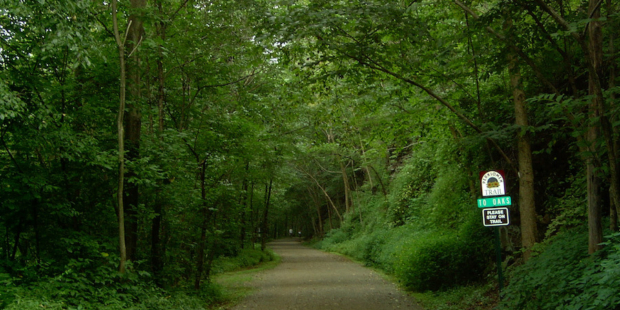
[229,239,424,310]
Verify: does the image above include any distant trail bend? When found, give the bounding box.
[230,239,424,310]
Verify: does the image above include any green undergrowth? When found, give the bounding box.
[211,249,281,310]
[498,226,620,310]
[211,248,277,274]
[0,248,277,310]
[316,215,493,293]
[313,140,499,309]
[313,138,620,310]
[411,283,498,310]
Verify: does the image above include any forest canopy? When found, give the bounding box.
[1,0,619,309]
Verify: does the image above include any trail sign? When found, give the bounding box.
[480,170,506,197]
[477,196,512,208]
[482,207,510,227]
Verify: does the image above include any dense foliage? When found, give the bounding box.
[1,0,620,309]
[499,229,620,310]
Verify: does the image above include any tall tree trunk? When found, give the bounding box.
[261,178,273,251]
[587,0,604,253]
[359,136,373,190]
[532,0,610,254]
[151,1,166,278]
[194,160,208,290]
[607,0,619,232]
[111,0,128,273]
[308,186,324,237]
[339,160,352,213]
[251,182,256,247]
[32,199,40,263]
[327,198,333,230]
[505,13,537,261]
[327,128,352,213]
[124,0,146,262]
[240,162,249,249]
[510,57,537,260]
[3,224,9,260]
[10,218,23,260]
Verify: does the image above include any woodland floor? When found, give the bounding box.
[228,239,424,310]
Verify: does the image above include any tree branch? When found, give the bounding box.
[454,0,559,95]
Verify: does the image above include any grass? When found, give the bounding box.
[209,251,281,310]
[410,283,499,310]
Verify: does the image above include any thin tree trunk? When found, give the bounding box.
[587,0,604,253]
[368,165,388,198]
[464,13,483,117]
[307,173,342,222]
[607,0,619,232]
[261,178,273,251]
[506,13,538,261]
[32,199,41,263]
[358,135,373,189]
[240,162,249,249]
[250,182,257,247]
[510,55,538,260]
[339,160,352,213]
[308,186,324,237]
[327,199,333,230]
[3,224,8,260]
[112,0,127,273]
[124,0,146,262]
[151,1,166,278]
[194,160,208,290]
[10,218,22,260]
[327,128,352,213]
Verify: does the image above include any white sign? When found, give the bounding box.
[482,207,510,226]
[480,171,505,197]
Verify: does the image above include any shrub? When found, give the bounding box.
[499,226,620,310]
[211,248,275,274]
[395,218,493,291]
[0,251,233,310]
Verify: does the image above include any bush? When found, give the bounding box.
[0,251,234,310]
[395,218,493,291]
[211,248,275,274]
[499,227,620,310]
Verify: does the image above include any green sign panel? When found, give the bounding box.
[477,196,512,208]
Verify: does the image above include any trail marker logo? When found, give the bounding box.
[480,170,505,197]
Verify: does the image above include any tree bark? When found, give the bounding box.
[587,0,604,253]
[124,0,146,262]
[194,160,208,290]
[250,182,257,246]
[607,0,619,232]
[151,0,166,278]
[308,186,324,237]
[261,178,273,251]
[111,0,128,273]
[240,162,250,249]
[505,12,538,261]
[339,160,352,213]
[509,54,537,260]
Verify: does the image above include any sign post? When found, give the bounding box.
[494,227,503,293]
[478,171,509,296]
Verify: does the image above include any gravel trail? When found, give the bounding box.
[230,239,424,310]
